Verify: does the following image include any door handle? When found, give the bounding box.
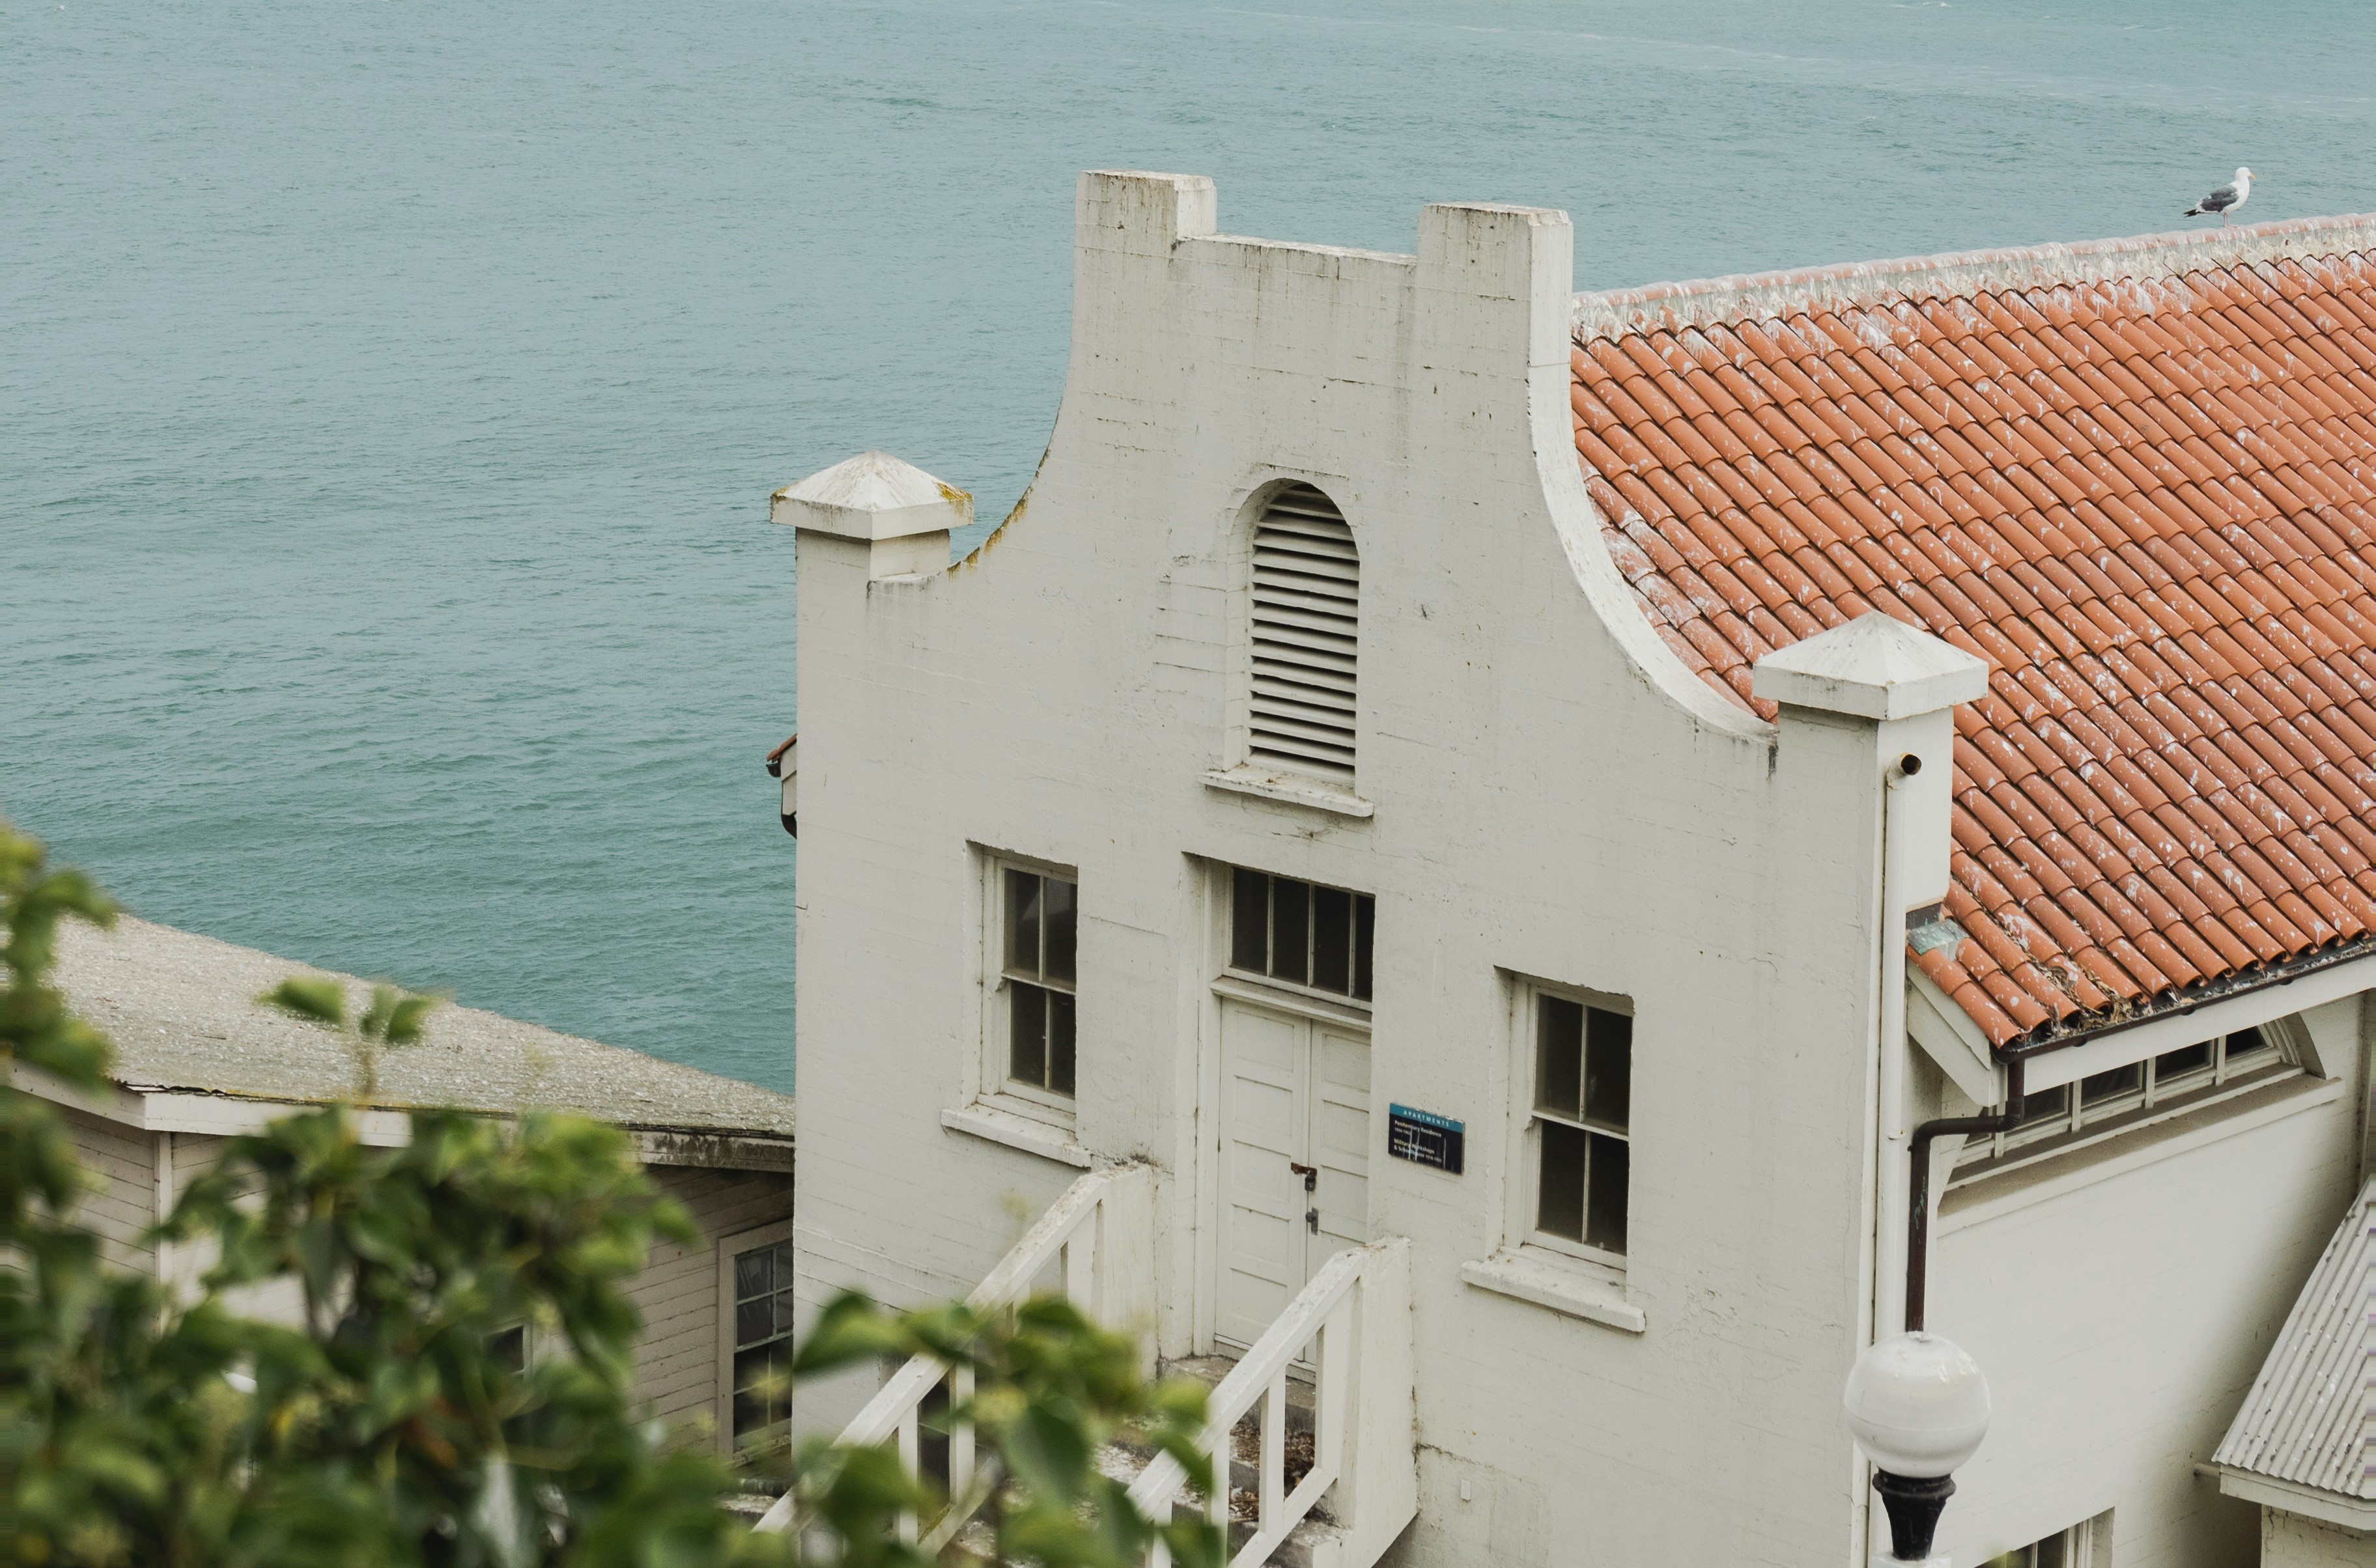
[1289,1161,1318,1192]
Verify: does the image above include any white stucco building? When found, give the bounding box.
[780,174,2376,1565]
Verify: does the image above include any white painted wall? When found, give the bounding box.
[790,172,1889,1565]
[1929,999,2367,1568]
[784,170,2371,1566]
[2265,1511,2376,1568]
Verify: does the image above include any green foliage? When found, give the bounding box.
[3,820,1226,1567]
[257,974,445,1099]
[780,1293,1225,1568]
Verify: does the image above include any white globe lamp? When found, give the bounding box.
[1844,1332,1990,1563]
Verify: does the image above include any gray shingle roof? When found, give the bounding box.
[51,916,795,1141]
[2213,1179,2374,1501]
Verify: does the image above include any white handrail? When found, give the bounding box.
[754,1162,1155,1537]
[1129,1235,1413,1568]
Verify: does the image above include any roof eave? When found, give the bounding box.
[15,1069,795,1166]
[2214,1466,2376,1533]
[1991,936,2376,1057]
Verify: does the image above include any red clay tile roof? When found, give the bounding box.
[1571,215,2376,1048]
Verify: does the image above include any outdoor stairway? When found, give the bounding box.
[758,1164,1416,1567]
[1097,1355,1348,1568]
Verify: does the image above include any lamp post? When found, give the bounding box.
[1843,1332,1990,1566]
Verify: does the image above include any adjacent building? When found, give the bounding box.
[34,916,799,1455]
[783,174,2376,1565]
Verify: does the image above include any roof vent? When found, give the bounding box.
[1249,484,1359,783]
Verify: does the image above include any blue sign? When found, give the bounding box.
[1387,1104,1464,1174]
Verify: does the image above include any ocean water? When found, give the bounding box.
[7,0,2373,1093]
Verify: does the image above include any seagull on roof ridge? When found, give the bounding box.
[2184,166,2254,227]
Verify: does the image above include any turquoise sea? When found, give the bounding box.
[7,0,2374,1092]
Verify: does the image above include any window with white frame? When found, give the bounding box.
[1956,1022,2297,1177]
[1523,988,1632,1259]
[997,864,1077,1101]
[1982,1515,2093,1566]
[730,1238,797,1451]
[1227,865,1374,1003]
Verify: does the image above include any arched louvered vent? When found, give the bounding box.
[1249,484,1358,783]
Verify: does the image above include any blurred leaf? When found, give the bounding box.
[382,994,439,1047]
[358,983,399,1041]
[258,976,348,1029]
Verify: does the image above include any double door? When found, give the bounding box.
[1214,994,1372,1349]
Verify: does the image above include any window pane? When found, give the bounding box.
[489,1324,526,1373]
[1585,1009,1633,1131]
[1049,991,1077,1097]
[1312,885,1352,994]
[1353,894,1375,1001]
[736,1247,772,1300]
[1586,1132,1630,1255]
[1537,1120,1587,1240]
[2015,1083,2068,1128]
[1536,996,1583,1117]
[1010,983,1048,1087]
[734,1345,783,1442]
[2226,1026,2273,1065]
[773,1240,797,1276]
[2155,1041,2213,1081]
[775,1289,799,1336]
[1231,868,1269,973]
[1272,876,1310,985]
[2036,1533,2067,1568]
[2078,1062,2140,1108]
[1044,876,1077,985]
[733,1385,767,1443]
[1006,869,1041,977]
[737,1296,774,1348]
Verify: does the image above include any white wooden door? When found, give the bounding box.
[1215,996,1372,1349]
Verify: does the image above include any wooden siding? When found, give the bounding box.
[55,1104,791,1449]
[632,1165,797,1442]
[62,1106,156,1274]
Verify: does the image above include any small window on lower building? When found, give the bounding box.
[731,1239,797,1451]
[1527,990,1632,1258]
[489,1323,528,1373]
[1228,866,1374,1001]
[1960,1024,2298,1175]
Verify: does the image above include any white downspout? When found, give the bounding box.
[1874,760,1916,1345]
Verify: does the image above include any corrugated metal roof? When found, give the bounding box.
[2212,1179,2374,1500]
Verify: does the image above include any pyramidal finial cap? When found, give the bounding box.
[771,451,972,540]
[1751,612,1989,721]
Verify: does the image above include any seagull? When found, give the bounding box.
[2184,167,2254,226]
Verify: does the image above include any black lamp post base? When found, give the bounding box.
[1873,1470,1956,1561]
